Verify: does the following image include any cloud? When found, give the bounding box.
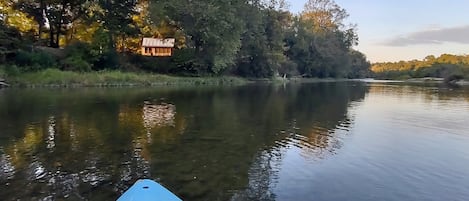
[382,25,469,46]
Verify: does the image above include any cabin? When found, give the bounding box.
[141,38,175,57]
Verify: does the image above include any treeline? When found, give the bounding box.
[372,54,469,81]
[1,0,371,78]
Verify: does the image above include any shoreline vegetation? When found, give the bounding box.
[371,54,469,83]
[1,68,467,88]
[1,0,467,88]
[0,68,353,88]
[0,69,248,87]
[1,0,372,86]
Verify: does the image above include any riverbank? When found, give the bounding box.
[1,69,248,87]
[318,77,469,87]
[388,77,469,85]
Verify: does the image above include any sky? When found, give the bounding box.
[288,0,469,62]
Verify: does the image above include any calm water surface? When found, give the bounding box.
[0,82,468,201]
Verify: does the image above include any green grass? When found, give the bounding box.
[6,69,248,87]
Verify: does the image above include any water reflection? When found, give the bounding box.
[0,83,369,200]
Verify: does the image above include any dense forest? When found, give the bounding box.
[0,0,371,79]
[372,54,469,81]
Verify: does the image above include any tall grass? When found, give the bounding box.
[8,69,248,87]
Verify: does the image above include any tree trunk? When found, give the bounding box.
[55,30,60,48]
[38,0,45,43]
[121,35,126,52]
[49,27,55,47]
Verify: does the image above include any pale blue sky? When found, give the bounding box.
[288,0,469,62]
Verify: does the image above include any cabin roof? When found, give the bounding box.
[142,38,175,48]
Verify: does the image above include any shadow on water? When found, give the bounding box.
[0,82,369,200]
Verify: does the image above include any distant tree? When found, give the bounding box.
[372,54,469,80]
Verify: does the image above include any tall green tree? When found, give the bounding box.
[347,50,370,78]
[96,0,139,51]
[235,1,291,77]
[284,0,361,78]
[151,0,245,74]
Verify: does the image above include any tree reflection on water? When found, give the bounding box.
[0,83,369,200]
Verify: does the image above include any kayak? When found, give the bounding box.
[117,179,182,201]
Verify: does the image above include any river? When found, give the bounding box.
[0,82,468,201]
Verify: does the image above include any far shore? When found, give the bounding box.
[1,70,468,88]
[358,77,469,86]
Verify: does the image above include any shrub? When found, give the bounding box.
[14,50,32,66]
[93,49,119,70]
[61,56,91,72]
[32,51,56,68]
[64,42,93,61]
[14,50,56,71]
[4,64,20,76]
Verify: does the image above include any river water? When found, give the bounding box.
[0,82,468,201]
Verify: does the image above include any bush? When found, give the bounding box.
[64,42,92,59]
[93,49,119,70]
[61,56,91,72]
[278,60,299,77]
[14,50,57,71]
[4,64,20,76]
[14,50,32,66]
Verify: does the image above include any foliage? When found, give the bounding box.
[94,49,120,70]
[152,0,245,74]
[14,50,57,71]
[372,54,469,80]
[4,0,372,79]
[235,2,290,78]
[0,0,37,34]
[347,50,371,78]
[14,0,89,47]
[0,64,21,78]
[96,0,139,51]
[0,20,23,62]
[61,56,91,72]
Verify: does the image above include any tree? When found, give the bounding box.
[15,0,88,47]
[347,50,370,78]
[282,0,362,78]
[151,0,245,74]
[302,0,348,32]
[0,0,37,34]
[96,0,139,52]
[235,1,291,78]
[0,20,23,62]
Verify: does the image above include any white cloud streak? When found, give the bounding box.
[382,25,469,46]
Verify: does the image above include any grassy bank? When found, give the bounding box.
[2,69,248,87]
